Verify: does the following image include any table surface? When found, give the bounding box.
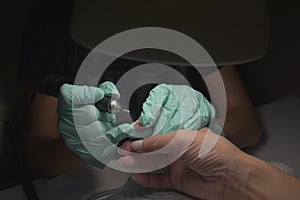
[245,96,300,176]
[1,96,300,200]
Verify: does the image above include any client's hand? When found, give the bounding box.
[119,128,250,200]
[57,81,125,168]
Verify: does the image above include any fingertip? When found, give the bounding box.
[131,140,143,153]
[118,156,135,168]
[60,83,71,92]
[117,147,126,156]
[119,140,134,153]
[98,81,120,99]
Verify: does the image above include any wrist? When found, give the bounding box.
[243,156,300,200]
[225,153,300,200]
[222,151,255,200]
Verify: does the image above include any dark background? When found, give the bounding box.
[0,0,299,190]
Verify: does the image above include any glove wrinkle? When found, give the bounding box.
[58,82,221,169]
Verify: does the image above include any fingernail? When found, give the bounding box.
[118,157,125,166]
[131,140,143,153]
[118,147,130,156]
[117,148,122,155]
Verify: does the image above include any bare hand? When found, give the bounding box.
[119,128,249,200]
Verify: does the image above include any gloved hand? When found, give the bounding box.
[57,81,125,168]
[139,84,217,134]
[107,84,223,143]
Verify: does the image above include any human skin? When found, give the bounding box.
[119,128,300,200]
[24,66,261,176]
[210,66,262,148]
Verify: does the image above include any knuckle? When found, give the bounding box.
[198,127,209,134]
[81,105,93,116]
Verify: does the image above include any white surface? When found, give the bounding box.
[268,161,296,176]
[1,96,299,199]
[246,96,300,176]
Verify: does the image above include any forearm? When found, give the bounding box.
[220,106,262,148]
[23,93,85,177]
[248,157,300,200]
[25,137,85,177]
[225,153,300,200]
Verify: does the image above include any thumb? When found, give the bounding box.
[98,81,120,99]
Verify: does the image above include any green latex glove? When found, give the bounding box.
[57,81,126,168]
[107,84,224,143]
[139,84,217,135]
